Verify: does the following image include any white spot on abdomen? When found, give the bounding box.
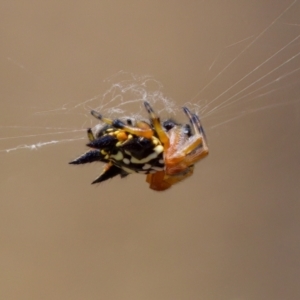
[111,151,123,161]
[123,158,130,164]
[151,166,165,171]
[142,164,152,170]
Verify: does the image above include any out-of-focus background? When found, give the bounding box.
[1,1,300,299]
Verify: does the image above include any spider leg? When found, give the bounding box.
[92,163,129,184]
[90,110,103,121]
[87,128,95,141]
[182,107,202,135]
[164,107,208,169]
[182,107,208,148]
[146,171,172,191]
[192,113,207,143]
[165,131,203,166]
[91,110,153,139]
[146,165,195,191]
[181,107,208,151]
[144,101,170,149]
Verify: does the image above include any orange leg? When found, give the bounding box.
[146,165,195,191]
[91,109,154,139]
[144,102,170,149]
[146,171,172,191]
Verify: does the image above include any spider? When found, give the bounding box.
[69,101,209,191]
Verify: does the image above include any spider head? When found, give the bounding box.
[163,119,192,137]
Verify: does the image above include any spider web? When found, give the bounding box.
[0,72,180,153]
[1,1,300,153]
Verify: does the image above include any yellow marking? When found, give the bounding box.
[151,136,161,146]
[111,151,123,161]
[131,152,158,164]
[120,166,136,174]
[117,131,128,141]
[102,117,113,125]
[130,145,163,164]
[154,145,164,154]
[87,130,95,141]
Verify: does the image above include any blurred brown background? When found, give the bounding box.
[1,1,300,299]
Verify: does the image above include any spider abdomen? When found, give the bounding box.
[109,137,165,174]
[86,126,166,175]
